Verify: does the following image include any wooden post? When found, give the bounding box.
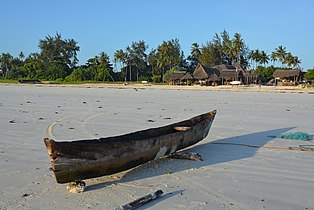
[117,190,163,210]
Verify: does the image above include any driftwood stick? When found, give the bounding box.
[117,190,163,210]
[168,152,203,161]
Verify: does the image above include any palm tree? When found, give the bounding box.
[126,46,133,81]
[87,56,99,81]
[148,49,157,75]
[156,41,170,82]
[251,49,260,69]
[248,50,255,69]
[259,51,269,67]
[19,52,25,61]
[274,45,287,67]
[270,51,277,66]
[99,52,114,82]
[0,53,13,77]
[114,49,127,80]
[167,39,182,69]
[233,33,244,65]
[66,39,80,68]
[130,40,148,81]
[292,56,301,69]
[191,42,201,61]
[284,52,294,68]
[224,40,234,65]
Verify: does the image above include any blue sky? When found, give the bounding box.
[1,0,313,70]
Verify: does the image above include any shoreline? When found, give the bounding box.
[1,82,314,94]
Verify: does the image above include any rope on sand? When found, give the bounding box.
[211,142,314,152]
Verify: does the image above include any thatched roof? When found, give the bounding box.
[168,71,193,81]
[208,73,220,81]
[193,63,258,81]
[273,70,301,78]
[213,64,236,71]
[193,64,220,80]
[220,70,238,80]
[168,71,186,80]
[181,72,193,80]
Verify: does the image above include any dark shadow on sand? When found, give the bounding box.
[85,127,295,192]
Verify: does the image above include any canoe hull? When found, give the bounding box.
[44,110,216,183]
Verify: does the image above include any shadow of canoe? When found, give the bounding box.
[86,127,295,192]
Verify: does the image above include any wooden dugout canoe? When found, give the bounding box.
[44,110,217,183]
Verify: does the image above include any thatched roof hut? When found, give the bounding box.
[193,64,220,81]
[273,70,301,79]
[272,69,302,85]
[167,71,193,85]
[193,63,261,85]
[168,71,186,80]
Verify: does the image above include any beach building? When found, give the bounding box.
[243,70,260,85]
[167,71,193,85]
[272,69,302,85]
[213,64,240,85]
[193,64,220,86]
[167,64,260,86]
[192,63,259,86]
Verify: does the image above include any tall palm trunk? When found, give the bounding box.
[129,61,132,81]
[162,66,165,82]
[136,66,139,81]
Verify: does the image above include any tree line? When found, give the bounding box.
[0,30,309,83]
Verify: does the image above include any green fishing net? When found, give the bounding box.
[269,132,311,141]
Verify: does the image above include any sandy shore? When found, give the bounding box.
[0,85,313,209]
[1,82,314,94]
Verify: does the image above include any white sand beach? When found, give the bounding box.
[0,84,313,210]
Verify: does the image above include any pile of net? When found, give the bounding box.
[269,132,311,141]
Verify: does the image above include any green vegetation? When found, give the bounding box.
[163,67,185,81]
[254,66,276,83]
[304,69,314,80]
[196,31,250,69]
[249,45,301,69]
[304,69,314,85]
[0,79,18,83]
[0,30,308,84]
